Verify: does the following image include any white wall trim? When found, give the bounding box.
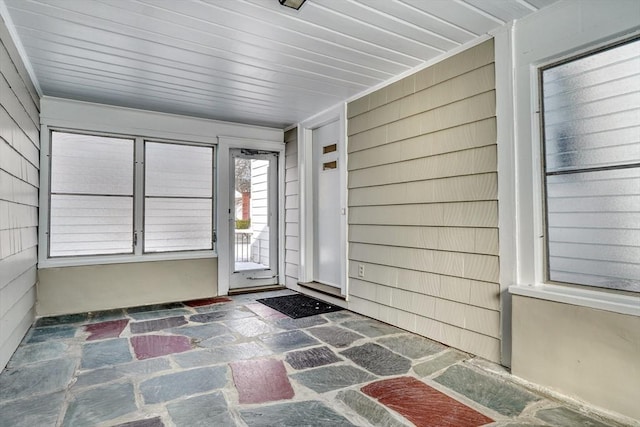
[297,103,348,297]
[510,284,640,317]
[217,136,286,296]
[0,0,43,96]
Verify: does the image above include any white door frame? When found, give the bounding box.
[217,136,285,296]
[297,104,348,296]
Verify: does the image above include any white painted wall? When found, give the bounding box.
[0,16,40,371]
[505,0,640,421]
[283,128,300,288]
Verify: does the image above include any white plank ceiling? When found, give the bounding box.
[2,0,559,128]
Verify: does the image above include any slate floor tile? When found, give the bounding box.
[536,407,612,427]
[230,358,294,404]
[362,376,493,427]
[340,343,411,376]
[190,309,253,323]
[184,297,232,307]
[0,391,65,427]
[378,334,447,359]
[130,316,187,334]
[84,319,128,341]
[130,335,192,360]
[413,350,468,377]
[140,366,228,404]
[127,303,184,313]
[225,317,278,337]
[86,309,126,323]
[245,302,288,319]
[112,417,165,427]
[174,342,271,368]
[0,358,76,400]
[199,334,237,348]
[434,365,540,417]
[81,338,132,369]
[307,325,364,348]
[7,341,69,367]
[260,330,319,352]
[240,400,356,427]
[291,365,375,393]
[336,390,407,427]
[35,313,89,327]
[274,315,328,330]
[167,392,233,427]
[27,325,77,343]
[340,319,402,337]
[63,382,137,426]
[127,308,192,321]
[168,323,231,340]
[285,346,341,370]
[74,358,171,388]
[323,311,358,321]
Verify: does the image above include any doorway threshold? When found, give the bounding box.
[228,285,286,295]
[298,281,345,300]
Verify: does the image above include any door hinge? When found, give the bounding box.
[212,231,217,243]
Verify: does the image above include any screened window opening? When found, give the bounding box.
[541,37,640,293]
[144,142,214,253]
[49,131,134,257]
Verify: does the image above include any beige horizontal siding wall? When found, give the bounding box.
[0,17,40,370]
[346,39,501,361]
[284,128,299,287]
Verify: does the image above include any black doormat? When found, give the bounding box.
[256,294,343,319]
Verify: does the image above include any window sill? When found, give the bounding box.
[509,284,640,317]
[38,251,217,269]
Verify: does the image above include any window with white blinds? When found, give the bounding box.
[48,131,215,259]
[541,37,640,293]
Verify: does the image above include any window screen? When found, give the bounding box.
[144,142,213,252]
[541,38,640,293]
[50,131,134,257]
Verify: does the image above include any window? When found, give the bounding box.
[540,37,640,293]
[48,130,215,260]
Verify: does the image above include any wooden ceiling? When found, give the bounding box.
[2,0,559,128]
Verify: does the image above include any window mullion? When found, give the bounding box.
[134,137,145,256]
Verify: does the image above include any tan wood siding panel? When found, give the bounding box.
[0,20,40,371]
[346,40,499,361]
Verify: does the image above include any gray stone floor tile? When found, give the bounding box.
[81,338,132,369]
[7,341,69,367]
[199,334,237,347]
[140,366,228,404]
[130,316,187,334]
[175,342,271,368]
[340,343,411,376]
[0,390,65,427]
[274,315,328,330]
[127,303,185,313]
[307,326,364,348]
[0,358,76,400]
[63,382,137,426]
[285,346,341,370]
[167,392,233,427]
[336,390,407,427]
[536,407,612,427]
[378,334,447,359]
[323,311,359,321]
[291,365,376,393]
[127,308,192,321]
[169,323,231,340]
[340,319,402,337]
[260,330,319,352]
[190,309,254,323]
[27,325,77,343]
[412,350,468,377]
[35,313,89,327]
[74,358,171,388]
[86,309,126,323]
[225,317,278,337]
[434,365,540,417]
[112,417,165,427]
[240,400,356,426]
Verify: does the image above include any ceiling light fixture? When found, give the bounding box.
[279,0,306,10]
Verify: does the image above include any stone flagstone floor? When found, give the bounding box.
[0,290,628,427]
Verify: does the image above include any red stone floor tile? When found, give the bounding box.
[130,335,192,360]
[245,302,288,320]
[184,297,232,307]
[362,376,493,427]
[84,319,129,341]
[230,358,295,404]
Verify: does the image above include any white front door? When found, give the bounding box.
[312,120,341,288]
[229,149,279,289]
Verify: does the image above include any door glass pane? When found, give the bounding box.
[234,157,270,271]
